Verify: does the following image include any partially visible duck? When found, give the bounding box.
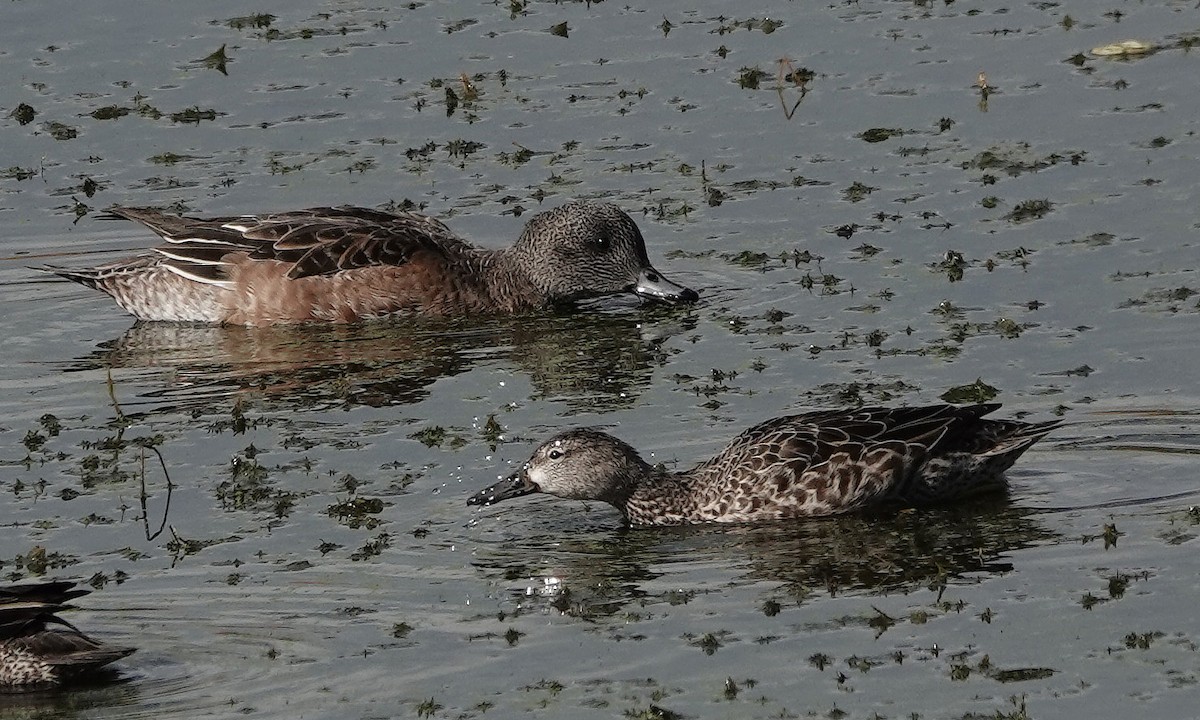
[468,404,1059,526]
[0,580,135,691]
[44,201,698,325]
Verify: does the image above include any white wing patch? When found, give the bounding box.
[163,263,236,289]
[164,235,246,247]
[155,247,227,265]
[219,220,257,233]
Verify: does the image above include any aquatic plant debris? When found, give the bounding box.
[1091,40,1153,57]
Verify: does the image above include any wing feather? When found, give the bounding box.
[105,206,471,287]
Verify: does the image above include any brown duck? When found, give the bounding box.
[468,404,1059,525]
[1,580,135,691]
[44,201,698,325]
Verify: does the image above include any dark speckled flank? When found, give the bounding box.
[43,201,698,326]
[468,404,1060,526]
[0,581,135,692]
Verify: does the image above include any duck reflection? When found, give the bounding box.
[469,497,1056,617]
[66,307,694,413]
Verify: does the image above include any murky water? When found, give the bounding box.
[3,0,1199,717]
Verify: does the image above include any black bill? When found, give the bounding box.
[466,470,538,507]
[631,267,699,304]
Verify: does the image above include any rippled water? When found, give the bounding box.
[3,0,1200,717]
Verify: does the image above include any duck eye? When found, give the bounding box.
[548,449,563,460]
[591,235,610,251]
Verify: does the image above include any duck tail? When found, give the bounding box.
[980,418,1061,470]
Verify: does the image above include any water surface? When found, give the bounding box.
[2,1,1199,718]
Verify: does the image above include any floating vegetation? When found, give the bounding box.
[1091,39,1153,57]
[1117,285,1200,313]
[1004,199,1053,223]
[504,627,523,646]
[13,545,78,575]
[1122,631,1164,649]
[992,667,1056,683]
[343,157,376,174]
[90,106,130,120]
[410,425,447,447]
[735,66,769,89]
[721,250,772,268]
[327,497,385,529]
[350,532,391,561]
[1082,522,1122,549]
[165,527,226,558]
[216,449,296,517]
[781,63,814,85]
[963,146,1086,177]
[199,44,230,75]
[1064,51,1088,67]
[169,106,222,124]
[265,151,316,176]
[2,165,39,181]
[685,631,728,655]
[10,102,36,124]
[988,246,1034,271]
[772,57,815,117]
[445,138,484,159]
[480,414,505,449]
[149,152,201,166]
[416,697,443,718]
[392,622,414,639]
[43,121,77,140]
[224,13,276,30]
[797,271,846,295]
[858,128,905,143]
[408,425,468,449]
[131,98,163,120]
[523,678,564,695]
[993,318,1023,339]
[868,606,897,637]
[841,181,877,203]
[933,250,967,282]
[712,17,783,35]
[853,243,882,259]
[624,704,685,720]
[940,378,999,404]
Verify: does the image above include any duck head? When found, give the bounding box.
[467,428,651,509]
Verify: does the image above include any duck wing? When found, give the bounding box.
[710,404,992,469]
[696,404,1019,515]
[0,580,89,638]
[107,206,472,286]
[0,581,135,684]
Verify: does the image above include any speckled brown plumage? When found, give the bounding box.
[1,580,135,692]
[43,201,698,325]
[468,404,1059,526]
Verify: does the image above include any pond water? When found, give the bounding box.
[2,0,1199,717]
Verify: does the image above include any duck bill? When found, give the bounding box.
[467,470,538,507]
[631,267,699,304]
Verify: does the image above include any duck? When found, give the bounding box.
[467,404,1059,525]
[1,580,135,691]
[43,201,698,325]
